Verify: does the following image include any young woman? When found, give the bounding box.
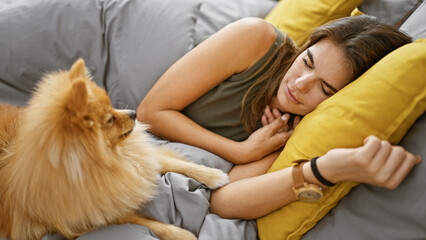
[137,16,421,219]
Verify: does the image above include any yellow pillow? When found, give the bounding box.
[257,39,426,240]
[350,7,364,16]
[265,0,363,47]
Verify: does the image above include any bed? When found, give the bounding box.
[0,0,425,239]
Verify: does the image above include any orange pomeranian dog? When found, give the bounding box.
[0,59,229,240]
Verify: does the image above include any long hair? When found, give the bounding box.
[241,15,412,134]
[240,33,297,133]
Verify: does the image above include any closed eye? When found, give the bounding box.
[303,58,313,69]
[305,48,338,96]
[320,84,332,96]
[303,57,331,96]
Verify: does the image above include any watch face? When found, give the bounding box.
[298,190,322,202]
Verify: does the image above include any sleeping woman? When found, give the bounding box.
[137,16,421,219]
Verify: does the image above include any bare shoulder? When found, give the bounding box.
[228,17,277,42]
[223,18,277,69]
[193,17,278,74]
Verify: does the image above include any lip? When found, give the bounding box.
[120,128,134,138]
[286,85,301,104]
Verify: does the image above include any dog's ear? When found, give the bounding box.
[66,79,88,117]
[69,58,87,81]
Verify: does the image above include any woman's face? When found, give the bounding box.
[272,38,351,116]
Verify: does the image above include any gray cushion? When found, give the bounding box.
[0,0,15,8]
[0,0,106,106]
[194,0,276,43]
[400,0,426,40]
[0,0,201,110]
[359,0,421,26]
[104,0,201,110]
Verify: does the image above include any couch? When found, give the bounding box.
[0,0,424,239]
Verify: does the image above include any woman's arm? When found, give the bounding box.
[138,18,289,164]
[209,135,422,219]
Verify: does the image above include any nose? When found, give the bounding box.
[129,110,136,120]
[295,73,316,93]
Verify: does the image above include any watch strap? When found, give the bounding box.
[292,159,309,188]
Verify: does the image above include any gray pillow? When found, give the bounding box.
[194,0,276,43]
[104,0,201,110]
[400,1,426,40]
[359,0,421,26]
[0,0,106,106]
[0,0,16,9]
[0,0,201,110]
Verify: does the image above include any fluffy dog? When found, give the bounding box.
[0,59,229,240]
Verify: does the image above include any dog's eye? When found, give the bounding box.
[107,117,114,125]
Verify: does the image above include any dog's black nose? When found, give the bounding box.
[129,110,136,120]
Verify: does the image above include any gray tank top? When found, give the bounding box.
[182,27,284,141]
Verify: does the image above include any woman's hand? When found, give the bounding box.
[261,105,301,133]
[317,135,422,189]
[238,114,298,163]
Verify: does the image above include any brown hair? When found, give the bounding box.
[241,15,412,134]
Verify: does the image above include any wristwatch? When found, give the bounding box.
[292,159,323,202]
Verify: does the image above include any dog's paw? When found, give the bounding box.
[201,168,229,189]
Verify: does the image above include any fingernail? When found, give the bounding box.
[282,114,288,121]
[416,155,422,162]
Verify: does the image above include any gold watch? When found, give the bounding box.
[292,159,323,202]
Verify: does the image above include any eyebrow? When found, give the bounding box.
[307,48,338,93]
[307,48,315,66]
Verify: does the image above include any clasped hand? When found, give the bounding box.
[238,106,300,163]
